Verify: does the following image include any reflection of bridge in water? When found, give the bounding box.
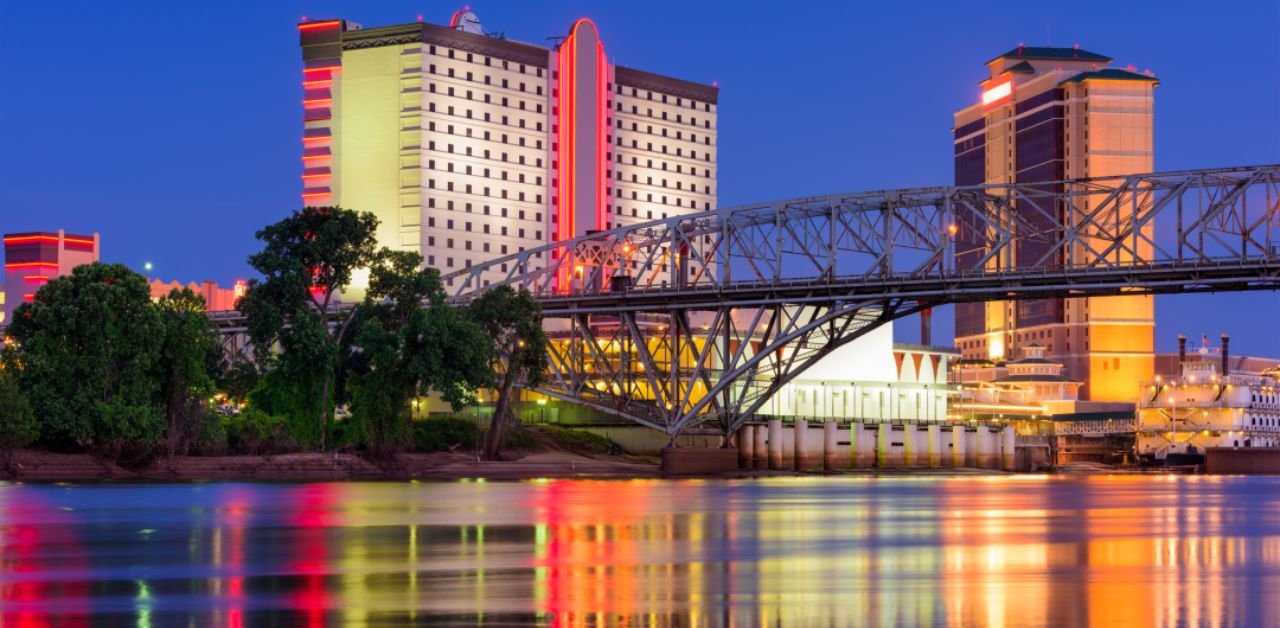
[218,165,1280,437]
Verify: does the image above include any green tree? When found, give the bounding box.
[467,286,548,460]
[344,252,491,457]
[3,263,164,455]
[239,207,381,449]
[155,288,220,456]
[0,372,37,471]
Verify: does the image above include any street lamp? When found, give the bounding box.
[536,398,548,423]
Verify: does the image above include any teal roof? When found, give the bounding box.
[1004,61,1036,74]
[989,46,1111,64]
[1059,68,1159,85]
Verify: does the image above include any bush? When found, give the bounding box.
[498,425,541,451]
[223,408,294,455]
[412,417,481,452]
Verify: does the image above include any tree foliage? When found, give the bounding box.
[467,286,548,460]
[3,263,164,453]
[239,207,381,449]
[0,372,37,467]
[155,288,220,456]
[343,251,491,456]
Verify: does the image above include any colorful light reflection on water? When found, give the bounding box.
[2,476,1280,626]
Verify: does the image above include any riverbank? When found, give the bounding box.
[3,449,662,482]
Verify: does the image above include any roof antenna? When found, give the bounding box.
[1018,41,1025,55]
[1073,43,1079,58]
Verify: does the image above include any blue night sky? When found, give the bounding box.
[2,0,1278,353]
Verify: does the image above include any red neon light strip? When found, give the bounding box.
[5,262,58,270]
[302,99,332,108]
[23,294,35,302]
[596,39,607,232]
[302,66,340,74]
[302,80,332,88]
[23,275,50,283]
[3,235,60,245]
[301,155,330,161]
[301,173,331,180]
[301,192,331,199]
[63,237,95,245]
[297,20,340,31]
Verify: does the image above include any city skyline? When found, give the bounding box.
[2,0,1278,353]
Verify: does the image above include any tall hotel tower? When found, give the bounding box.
[953,46,1158,401]
[298,10,717,292]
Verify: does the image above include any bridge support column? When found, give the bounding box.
[952,427,966,468]
[823,421,838,471]
[768,419,783,470]
[737,425,754,469]
[928,424,941,468]
[852,422,871,468]
[977,428,995,469]
[903,425,916,467]
[753,423,768,470]
[1002,426,1017,471]
[877,423,891,467]
[794,420,810,470]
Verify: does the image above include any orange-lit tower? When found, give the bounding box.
[953,46,1158,401]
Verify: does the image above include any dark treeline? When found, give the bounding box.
[0,208,546,468]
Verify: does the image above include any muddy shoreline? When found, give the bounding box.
[3,449,662,482]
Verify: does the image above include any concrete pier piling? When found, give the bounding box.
[793,420,810,470]
[876,423,891,467]
[952,427,966,468]
[927,424,941,468]
[753,423,768,469]
[768,419,783,470]
[1001,426,1016,471]
[738,425,754,469]
[903,426,916,467]
[853,422,873,468]
[823,421,838,471]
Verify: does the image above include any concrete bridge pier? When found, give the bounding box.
[737,425,754,469]
[927,424,941,468]
[823,421,838,471]
[952,427,966,468]
[753,423,768,469]
[794,420,810,470]
[1001,426,1017,471]
[876,423,891,467]
[853,422,873,468]
[903,426,916,467]
[768,419,784,470]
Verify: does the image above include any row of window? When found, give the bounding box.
[421,140,544,170]
[614,103,711,129]
[615,84,711,112]
[428,46,544,77]
[613,173,711,195]
[617,155,712,178]
[424,160,543,187]
[425,179,543,205]
[424,199,540,222]
[615,119,710,144]
[427,65,542,95]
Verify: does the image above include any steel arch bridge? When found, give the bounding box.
[440,165,1280,437]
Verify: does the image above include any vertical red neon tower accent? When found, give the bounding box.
[298,20,342,206]
[554,19,608,290]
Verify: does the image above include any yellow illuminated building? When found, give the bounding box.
[297,10,717,299]
[953,46,1157,402]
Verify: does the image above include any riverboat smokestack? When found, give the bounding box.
[1177,334,1186,365]
[1221,333,1230,376]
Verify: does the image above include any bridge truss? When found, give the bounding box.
[441,165,1280,437]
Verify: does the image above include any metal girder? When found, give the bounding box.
[433,165,1280,436]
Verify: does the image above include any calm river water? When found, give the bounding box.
[2,475,1279,626]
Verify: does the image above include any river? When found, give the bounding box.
[2,475,1278,626]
